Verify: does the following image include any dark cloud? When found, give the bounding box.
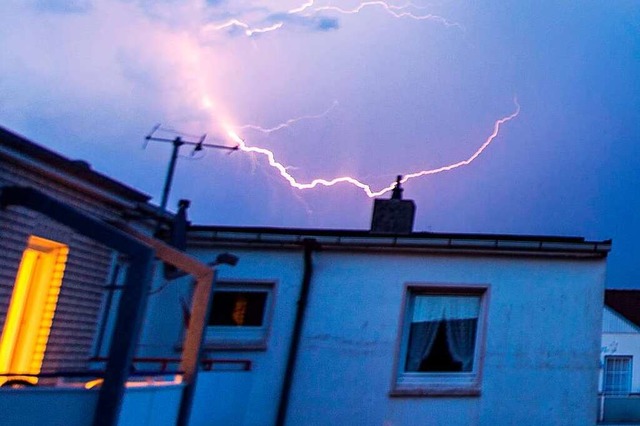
[316,17,339,31]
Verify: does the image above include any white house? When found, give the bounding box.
[142,208,611,425]
[599,290,640,423]
[0,126,614,425]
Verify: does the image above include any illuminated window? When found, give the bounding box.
[393,285,488,396]
[209,291,267,327]
[205,282,273,350]
[0,236,69,385]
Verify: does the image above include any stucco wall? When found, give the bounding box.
[141,244,607,425]
[290,251,605,426]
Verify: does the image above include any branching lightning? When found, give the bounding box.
[238,101,338,134]
[206,19,284,37]
[306,1,462,28]
[206,0,460,38]
[226,99,520,198]
[199,2,505,200]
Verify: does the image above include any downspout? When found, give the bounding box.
[276,238,318,426]
[93,260,121,358]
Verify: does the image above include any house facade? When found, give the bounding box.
[0,126,152,379]
[142,224,611,425]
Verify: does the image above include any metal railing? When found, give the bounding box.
[0,356,252,389]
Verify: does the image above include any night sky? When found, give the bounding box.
[2,1,640,287]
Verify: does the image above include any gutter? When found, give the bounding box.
[275,238,319,426]
[188,230,611,258]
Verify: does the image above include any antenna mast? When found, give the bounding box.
[144,125,238,212]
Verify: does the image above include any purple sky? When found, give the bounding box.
[2,1,640,287]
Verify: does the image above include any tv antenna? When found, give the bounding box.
[144,124,238,212]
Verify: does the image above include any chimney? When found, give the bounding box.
[370,176,416,234]
[164,199,191,279]
[169,199,191,251]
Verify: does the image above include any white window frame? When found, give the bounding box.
[603,355,633,396]
[204,280,275,351]
[391,283,489,397]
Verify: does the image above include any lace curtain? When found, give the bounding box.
[406,295,480,372]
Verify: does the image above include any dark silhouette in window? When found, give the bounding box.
[209,291,267,326]
[406,318,477,373]
[419,321,462,372]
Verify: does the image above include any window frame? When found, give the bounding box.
[204,280,276,351]
[390,283,489,397]
[603,355,633,396]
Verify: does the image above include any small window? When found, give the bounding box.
[392,285,488,396]
[205,282,274,350]
[603,356,632,395]
[209,291,267,327]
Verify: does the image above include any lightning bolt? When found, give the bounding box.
[306,1,462,28]
[288,0,315,14]
[206,1,460,38]
[226,99,520,198]
[238,101,339,134]
[206,19,284,37]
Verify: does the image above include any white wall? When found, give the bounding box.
[140,245,607,425]
[288,251,605,426]
[140,247,306,426]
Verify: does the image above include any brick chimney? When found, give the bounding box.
[370,176,416,234]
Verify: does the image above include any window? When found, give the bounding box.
[205,282,274,350]
[210,291,267,327]
[603,356,632,395]
[0,236,69,385]
[392,285,488,396]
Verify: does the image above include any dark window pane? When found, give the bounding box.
[405,319,477,373]
[209,291,267,326]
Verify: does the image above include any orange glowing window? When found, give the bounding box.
[209,291,267,327]
[0,236,69,385]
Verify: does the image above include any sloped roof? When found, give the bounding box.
[0,126,150,203]
[605,290,640,328]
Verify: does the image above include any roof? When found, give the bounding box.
[188,225,612,257]
[0,126,150,203]
[605,290,640,328]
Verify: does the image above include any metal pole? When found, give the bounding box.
[159,137,184,212]
[93,261,121,358]
[93,250,155,426]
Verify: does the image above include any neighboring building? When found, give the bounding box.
[0,127,213,426]
[0,126,615,425]
[599,290,640,423]
[0,126,150,377]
